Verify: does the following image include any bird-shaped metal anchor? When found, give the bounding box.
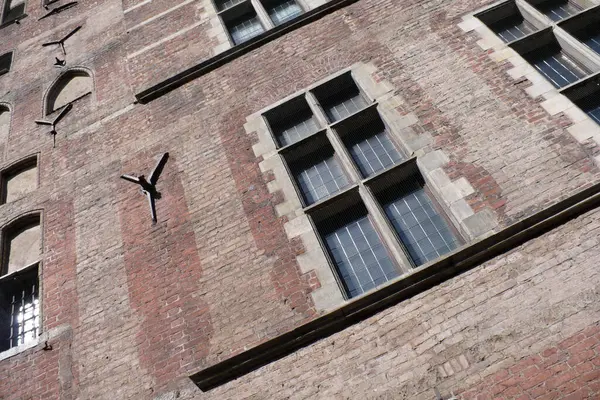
[34,103,72,148]
[120,152,169,225]
[42,25,81,56]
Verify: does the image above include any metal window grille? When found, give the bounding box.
[493,17,536,43]
[275,110,318,147]
[324,215,398,298]
[584,33,600,55]
[539,1,581,22]
[214,0,245,11]
[0,268,39,351]
[348,129,403,178]
[532,51,588,88]
[229,15,264,45]
[324,87,368,122]
[266,0,303,26]
[383,181,459,267]
[295,152,349,205]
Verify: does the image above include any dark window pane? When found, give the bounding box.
[275,111,318,147]
[532,51,588,88]
[324,88,368,122]
[266,0,302,26]
[383,182,459,266]
[539,1,581,21]
[229,15,264,45]
[295,155,349,205]
[583,102,600,125]
[214,0,244,11]
[2,0,25,23]
[584,33,600,55]
[0,268,39,351]
[324,216,398,298]
[493,17,536,43]
[349,129,403,177]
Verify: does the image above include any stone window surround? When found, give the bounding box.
[0,211,43,358]
[246,62,498,311]
[0,0,27,28]
[0,154,39,205]
[459,0,600,160]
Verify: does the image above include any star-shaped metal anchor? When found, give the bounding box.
[34,103,72,148]
[42,25,81,55]
[120,152,169,225]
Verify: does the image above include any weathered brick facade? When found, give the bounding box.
[1,0,600,398]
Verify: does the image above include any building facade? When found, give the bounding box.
[1,0,600,398]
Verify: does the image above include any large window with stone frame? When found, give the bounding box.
[0,52,13,77]
[263,72,463,299]
[476,1,600,124]
[214,0,305,45]
[0,214,41,352]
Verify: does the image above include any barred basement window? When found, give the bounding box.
[0,215,41,352]
[214,0,304,46]
[264,71,463,299]
[0,52,13,77]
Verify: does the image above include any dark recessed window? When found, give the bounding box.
[580,96,600,125]
[0,52,12,77]
[492,15,536,42]
[381,180,459,267]
[293,150,349,205]
[536,0,581,21]
[343,114,403,178]
[264,96,319,147]
[313,73,369,123]
[264,0,303,26]
[0,265,39,352]
[321,206,398,298]
[214,0,244,12]
[530,46,589,88]
[583,30,600,55]
[225,8,265,45]
[2,0,26,25]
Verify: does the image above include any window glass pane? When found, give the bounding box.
[275,111,318,147]
[383,182,459,266]
[215,0,244,11]
[295,154,349,205]
[229,15,264,45]
[324,216,398,298]
[324,88,368,123]
[585,103,600,125]
[493,17,535,43]
[532,51,588,88]
[2,0,25,23]
[539,1,581,21]
[584,32,600,55]
[266,0,303,26]
[0,268,39,351]
[348,129,403,177]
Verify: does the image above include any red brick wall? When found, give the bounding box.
[0,0,599,398]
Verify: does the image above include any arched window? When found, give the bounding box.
[45,69,93,115]
[1,156,38,204]
[0,214,41,351]
[0,104,10,144]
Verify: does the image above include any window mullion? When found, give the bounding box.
[357,185,414,274]
[324,127,362,183]
[251,0,275,30]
